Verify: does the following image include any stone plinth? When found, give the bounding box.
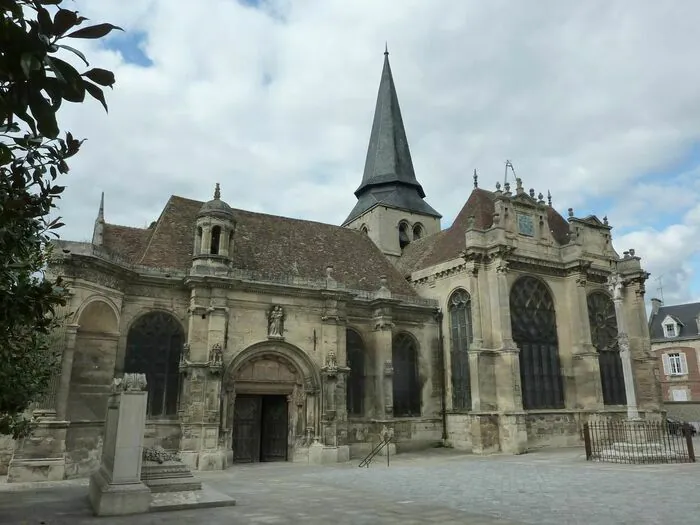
[7,420,69,482]
[140,446,201,493]
[308,442,350,464]
[88,374,151,517]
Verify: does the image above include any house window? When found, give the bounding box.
[667,353,685,376]
[664,323,677,337]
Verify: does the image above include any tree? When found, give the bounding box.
[0,0,121,438]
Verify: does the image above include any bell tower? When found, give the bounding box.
[192,183,236,273]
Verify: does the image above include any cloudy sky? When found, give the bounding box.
[54,0,700,306]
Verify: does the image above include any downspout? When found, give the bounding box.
[435,308,448,442]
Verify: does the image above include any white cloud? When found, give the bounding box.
[49,0,700,301]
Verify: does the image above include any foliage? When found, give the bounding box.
[0,0,121,438]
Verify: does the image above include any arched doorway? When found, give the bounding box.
[124,311,184,418]
[509,276,564,410]
[587,291,626,405]
[223,344,320,464]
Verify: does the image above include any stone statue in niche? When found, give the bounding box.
[267,305,285,338]
[181,343,191,364]
[325,351,338,372]
[209,343,223,365]
[607,273,624,301]
[112,373,147,392]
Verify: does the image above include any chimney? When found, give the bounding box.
[650,298,662,316]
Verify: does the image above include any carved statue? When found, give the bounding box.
[112,373,147,393]
[209,343,223,365]
[607,273,624,301]
[325,351,338,372]
[268,305,285,338]
[181,343,191,364]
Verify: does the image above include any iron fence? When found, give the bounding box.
[583,420,696,464]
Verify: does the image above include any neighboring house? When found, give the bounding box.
[1,50,661,483]
[649,299,700,428]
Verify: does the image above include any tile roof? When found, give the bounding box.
[102,195,418,297]
[649,302,700,341]
[398,188,572,274]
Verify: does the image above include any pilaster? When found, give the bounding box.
[370,296,399,418]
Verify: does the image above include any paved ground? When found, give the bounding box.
[1,447,698,524]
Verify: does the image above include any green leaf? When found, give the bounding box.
[53,9,87,36]
[29,92,59,139]
[55,44,89,66]
[20,53,35,78]
[46,57,85,103]
[83,80,108,113]
[37,7,53,35]
[82,68,115,88]
[66,23,123,40]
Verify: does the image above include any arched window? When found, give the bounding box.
[360,225,369,235]
[413,223,424,240]
[346,329,365,416]
[124,312,184,417]
[210,225,221,255]
[587,291,626,405]
[398,222,410,250]
[509,276,564,410]
[449,289,472,411]
[392,332,421,416]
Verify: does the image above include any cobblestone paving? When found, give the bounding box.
[1,447,697,524]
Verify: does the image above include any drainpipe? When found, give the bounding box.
[435,309,448,442]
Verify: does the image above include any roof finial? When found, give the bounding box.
[384,42,389,56]
[214,182,221,200]
[547,190,552,207]
[473,169,478,188]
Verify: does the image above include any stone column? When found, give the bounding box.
[570,274,603,410]
[382,360,394,415]
[311,352,350,464]
[370,298,396,418]
[56,323,80,420]
[88,373,151,517]
[467,263,484,410]
[608,274,639,420]
[491,253,527,454]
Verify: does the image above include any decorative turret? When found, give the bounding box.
[192,183,236,268]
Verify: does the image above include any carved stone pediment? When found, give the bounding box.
[235,356,298,383]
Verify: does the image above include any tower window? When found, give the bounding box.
[413,223,424,240]
[360,225,369,235]
[210,225,221,255]
[399,222,410,249]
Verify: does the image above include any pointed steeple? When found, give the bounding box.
[344,49,440,225]
[92,191,105,246]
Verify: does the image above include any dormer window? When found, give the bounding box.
[664,323,677,338]
[661,315,681,338]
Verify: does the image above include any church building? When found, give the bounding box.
[2,50,662,482]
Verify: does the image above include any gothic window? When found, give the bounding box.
[360,224,369,235]
[509,276,564,410]
[346,329,365,416]
[124,311,184,417]
[449,289,472,411]
[210,225,221,255]
[587,291,626,405]
[398,222,410,249]
[413,223,424,240]
[392,332,421,416]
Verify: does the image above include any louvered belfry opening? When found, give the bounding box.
[587,291,626,405]
[509,276,564,410]
[449,289,472,411]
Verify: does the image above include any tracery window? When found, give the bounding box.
[392,332,421,417]
[587,291,626,405]
[346,329,365,416]
[509,276,564,410]
[449,289,472,411]
[124,311,184,417]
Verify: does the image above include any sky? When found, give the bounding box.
[50,0,700,307]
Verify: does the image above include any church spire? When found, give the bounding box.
[344,48,440,225]
[92,191,105,246]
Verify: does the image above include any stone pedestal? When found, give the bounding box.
[308,442,350,464]
[88,374,151,517]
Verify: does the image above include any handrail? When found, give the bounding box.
[358,436,392,468]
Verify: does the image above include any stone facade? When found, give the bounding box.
[1,50,663,482]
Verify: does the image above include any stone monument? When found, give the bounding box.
[88,373,151,516]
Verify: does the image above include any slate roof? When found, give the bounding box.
[396,187,572,275]
[649,302,700,341]
[101,195,418,297]
[344,51,441,225]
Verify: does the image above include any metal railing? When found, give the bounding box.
[358,436,393,468]
[583,420,696,464]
